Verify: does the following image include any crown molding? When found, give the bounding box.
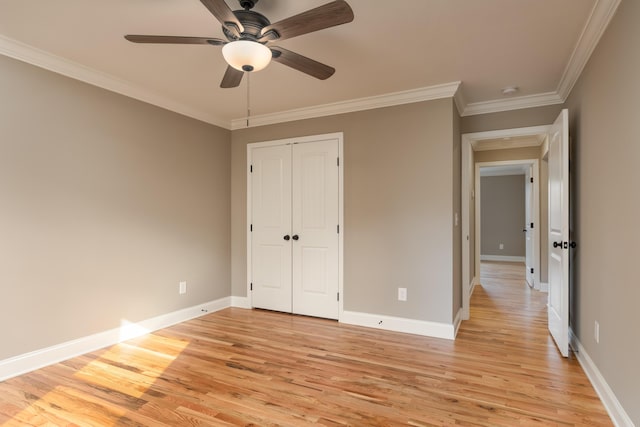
[556,0,622,99]
[460,0,620,117]
[231,82,462,130]
[2,0,620,128]
[462,92,563,117]
[453,83,467,117]
[0,34,229,129]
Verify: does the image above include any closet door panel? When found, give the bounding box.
[251,145,292,313]
[292,139,339,319]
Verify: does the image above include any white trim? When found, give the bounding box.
[470,276,479,296]
[463,92,563,117]
[569,330,635,427]
[0,297,230,382]
[453,84,467,117]
[246,133,344,318]
[466,125,553,145]
[453,309,464,338]
[0,35,228,129]
[231,296,251,309]
[341,311,455,340]
[556,0,622,100]
[480,255,526,263]
[231,82,461,129]
[540,282,549,292]
[461,135,473,320]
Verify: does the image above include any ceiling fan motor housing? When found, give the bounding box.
[223,9,271,41]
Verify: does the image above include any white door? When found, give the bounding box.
[250,137,340,319]
[251,145,292,313]
[292,140,340,319]
[525,166,534,287]
[548,109,570,357]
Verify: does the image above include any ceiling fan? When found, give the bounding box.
[125,0,354,88]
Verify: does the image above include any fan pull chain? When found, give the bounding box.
[246,72,251,128]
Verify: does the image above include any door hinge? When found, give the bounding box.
[250,164,253,173]
[530,268,534,274]
[337,157,340,167]
[337,224,340,234]
[250,283,253,291]
[530,177,533,183]
[337,292,340,301]
[530,222,534,229]
[250,224,253,232]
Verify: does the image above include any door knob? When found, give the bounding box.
[292,234,299,241]
[569,242,577,248]
[553,241,563,248]
[283,235,290,241]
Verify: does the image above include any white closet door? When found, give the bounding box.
[251,145,292,313]
[291,139,339,319]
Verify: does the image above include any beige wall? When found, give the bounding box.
[480,175,525,257]
[461,105,562,134]
[562,0,640,422]
[0,55,231,360]
[232,99,458,324]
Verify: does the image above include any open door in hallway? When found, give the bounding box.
[548,109,570,357]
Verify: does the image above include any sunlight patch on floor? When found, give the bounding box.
[2,331,190,425]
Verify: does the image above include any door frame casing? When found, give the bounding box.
[461,125,550,320]
[246,132,344,319]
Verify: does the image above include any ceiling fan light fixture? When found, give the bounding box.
[222,40,272,72]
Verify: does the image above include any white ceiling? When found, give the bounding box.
[0,0,620,129]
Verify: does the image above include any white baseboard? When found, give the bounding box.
[540,282,549,292]
[0,297,231,382]
[569,329,635,427]
[480,255,526,263]
[341,310,455,340]
[231,296,251,309]
[470,276,479,296]
[453,308,463,338]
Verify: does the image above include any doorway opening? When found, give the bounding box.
[461,125,550,320]
[477,160,538,287]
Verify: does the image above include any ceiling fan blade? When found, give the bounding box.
[125,35,225,46]
[200,0,244,37]
[258,0,354,42]
[270,47,335,80]
[221,65,244,88]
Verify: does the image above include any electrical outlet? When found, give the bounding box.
[398,287,407,301]
[179,281,187,295]
[594,320,600,343]
[499,243,504,250]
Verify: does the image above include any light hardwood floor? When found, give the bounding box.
[0,262,611,426]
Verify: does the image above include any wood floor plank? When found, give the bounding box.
[0,262,612,425]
